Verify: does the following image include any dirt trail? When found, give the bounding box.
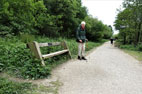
[50,42,142,94]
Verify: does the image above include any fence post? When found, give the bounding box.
[62,41,72,59]
[28,41,45,66]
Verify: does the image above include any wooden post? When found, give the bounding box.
[28,41,45,66]
[62,41,72,59]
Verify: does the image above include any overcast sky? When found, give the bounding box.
[82,0,124,34]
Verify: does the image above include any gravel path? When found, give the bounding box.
[51,42,142,94]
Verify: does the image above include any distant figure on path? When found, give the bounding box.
[110,38,114,45]
[76,21,88,60]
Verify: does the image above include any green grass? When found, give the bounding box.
[31,80,63,94]
[0,77,33,94]
[0,76,63,94]
[115,41,142,61]
[123,50,142,61]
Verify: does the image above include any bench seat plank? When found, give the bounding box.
[42,49,69,59]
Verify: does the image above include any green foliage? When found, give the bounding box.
[0,25,13,37]
[0,42,51,79]
[43,0,88,37]
[119,45,136,51]
[114,0,142,45]
[0,0,87,37]
[137,44,142,51]
[0,0,111,40]
[0,36,104,79]
[103,25,113,39]
[0,0,56,36]
[113,34,119,40]
[115,41,142,61]
[85,16,113,41]
[0,77,32,94]
[115,41,142,52]
[20,33,35,43]
[0,63,4,72]
[123,50,142,61]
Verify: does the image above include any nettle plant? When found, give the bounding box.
[0,43,51,79]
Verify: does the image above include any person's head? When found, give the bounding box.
[81,21,86,29]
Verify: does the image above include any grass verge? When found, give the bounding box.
[0,76,62,94]
[0,77,32,94]
[115,41,142,61]
[123,50,142,61]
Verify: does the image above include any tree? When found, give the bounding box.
[0,0,54,36]
[43,0,88,37]
[114,0,142,45]
[0,0,110,41]
[85,15,112,41]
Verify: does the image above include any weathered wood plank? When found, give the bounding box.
[33,41,45,66]
[28,41,45,66]
[42,49,69,59]
[28,41,71,66]
[39,42,61,47]
[61,41,72,59]
[28,42,41,59]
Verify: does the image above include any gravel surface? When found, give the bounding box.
[51,42,142,94]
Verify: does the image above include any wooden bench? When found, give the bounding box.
[27,41,71,66]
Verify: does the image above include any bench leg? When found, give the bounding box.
[68,51,72,59]
[62,41,72,59]
[41,60,45,66]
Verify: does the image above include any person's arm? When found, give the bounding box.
[76,27,82,42]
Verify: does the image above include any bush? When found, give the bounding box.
[19,33,35,43]
[116,41,142,52]
[137,44,142,51]
[0,43,51,79]
[0,25,13,37]
[119,45,136,51]
[0,63,4,72]
[115,41,131,49]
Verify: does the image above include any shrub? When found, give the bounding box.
[137,44,142,51]
[0,63,4,72]
[0,25,13,37]
[119,45,136,51]
[19,33,35,43]
[0,44,51,79]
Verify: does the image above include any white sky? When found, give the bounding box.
[82,0,124,34]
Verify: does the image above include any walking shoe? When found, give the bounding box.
[78,56,82,60]
[82,57,87,60]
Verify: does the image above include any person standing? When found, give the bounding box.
[76,21,88,60]
[110,38,114,45]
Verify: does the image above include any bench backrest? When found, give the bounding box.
[27,41,71,66]
[38,42,61,47]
